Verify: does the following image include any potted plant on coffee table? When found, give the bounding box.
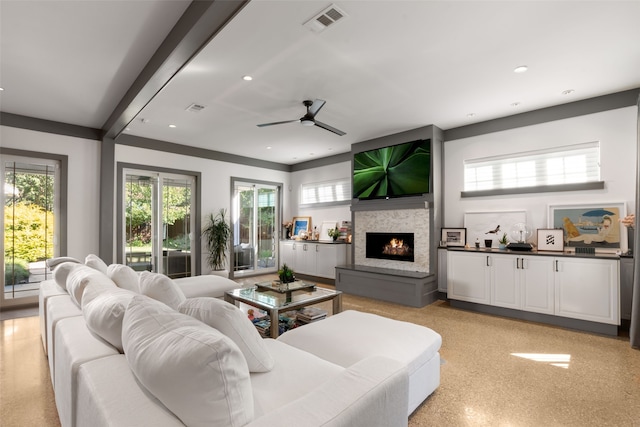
[202,208,231,272]
[278,263,295,283]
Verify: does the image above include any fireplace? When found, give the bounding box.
[366,232,415,262]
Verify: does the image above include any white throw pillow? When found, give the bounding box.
[46,256,81,271]
[53,261,79,290]
[107,264,140,293]
[122,295,253,427]
[82,288,136,352]
[138,271,186,310]
[179,297,274,372]
[85,254,108,274]
[66,264,116,307]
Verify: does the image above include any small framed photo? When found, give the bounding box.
[292,216,311,237]
[537,228,564,251]
[441,228,466,247]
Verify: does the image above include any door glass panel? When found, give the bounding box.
[162,177,192,279]
[124,171,195,277]
[3,159,57,301]
[232,181,279,275]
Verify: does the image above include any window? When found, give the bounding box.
[2,152,64,306]
[463,142,601,195]
[301,178,351,205]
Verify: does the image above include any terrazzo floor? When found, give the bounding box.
[1,279,639,427]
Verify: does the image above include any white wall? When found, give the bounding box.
[115,145,291,272]
[290,160,352,237]
[443,106,637,251]
[1,126,101,259]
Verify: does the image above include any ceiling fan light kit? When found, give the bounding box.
[257,99,346,136]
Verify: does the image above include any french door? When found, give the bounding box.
[231,179,280,277]
[2,154,60,307]
[123,169,196,278]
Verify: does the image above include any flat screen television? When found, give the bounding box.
[353,139,430,200]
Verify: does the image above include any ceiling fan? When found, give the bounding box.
[257,99,346,136]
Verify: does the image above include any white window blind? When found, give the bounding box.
[464,142,600,192]
[301,178,351,205]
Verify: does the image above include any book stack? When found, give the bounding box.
[339,220,352,241]
[253,319,271,337]
[296,307,327,324]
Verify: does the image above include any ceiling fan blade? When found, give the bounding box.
[256,119,300,128]
[314,120,346,136]
[307,99,326,118]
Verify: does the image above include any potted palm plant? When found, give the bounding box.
[202,208,231,271]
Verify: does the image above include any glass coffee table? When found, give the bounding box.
[224,281,342,338]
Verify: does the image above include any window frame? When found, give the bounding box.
[299,178,352,208]
[462,142,604,198]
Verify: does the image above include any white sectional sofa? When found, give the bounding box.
[40,255,413,427]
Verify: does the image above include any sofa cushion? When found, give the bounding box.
[85,254,109,274]
[138,271,186,310]
[46,256,81,271]
[82,288,137,352]
[106,263,140,293]
[178,297,274,372]
[174,275,240,299]
[66,264,117,307]
[122,295,253,427]
[53,262,79,290]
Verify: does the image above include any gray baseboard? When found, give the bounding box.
[449,299,619,336]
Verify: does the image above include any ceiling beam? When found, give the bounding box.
[102,0,250,140]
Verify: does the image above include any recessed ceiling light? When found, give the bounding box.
[511,102,521,107]
[0,87,4,91]
[242,75,253,81]
[467,113,476,118]
[513,65,528,73]
[266,146,272,150]
[562,89,575,95]
[168,124,177,128]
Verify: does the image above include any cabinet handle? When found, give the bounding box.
[486,256,490,266]
[516,258,521,269]
[521,258,525,269]
[555,260,559,272]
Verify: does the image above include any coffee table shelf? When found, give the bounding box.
[224,284,342,338]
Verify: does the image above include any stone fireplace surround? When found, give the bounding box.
[336,205,438,308]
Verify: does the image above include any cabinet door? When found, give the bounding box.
[437,248,447,292]
[315,244,346,279]
[298,243,316,275]
[491,254,520,309]
[279,241,295,269]
[555,258,619,324]
[447,251,491,304]
[520,256,554,315]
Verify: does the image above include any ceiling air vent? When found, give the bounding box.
[186,103,206,113]
[303,4,347,33]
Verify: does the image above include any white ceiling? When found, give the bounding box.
[2,0,639,165]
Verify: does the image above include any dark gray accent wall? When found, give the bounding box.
[0,112,102,141]
[100,138,115,263]
[444,88,640,142]
[103,0,250,139]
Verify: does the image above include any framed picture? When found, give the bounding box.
[537,229,564,251]
[292,216,311,237]
[548,203,625,252]
[464,211,527,246]
[441,228,466,247]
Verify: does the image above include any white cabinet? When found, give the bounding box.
[447,250,619,325]
[520,256,555,315]
[278,241,347,279]
[554,257,619,325]
[447,251,491,304]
